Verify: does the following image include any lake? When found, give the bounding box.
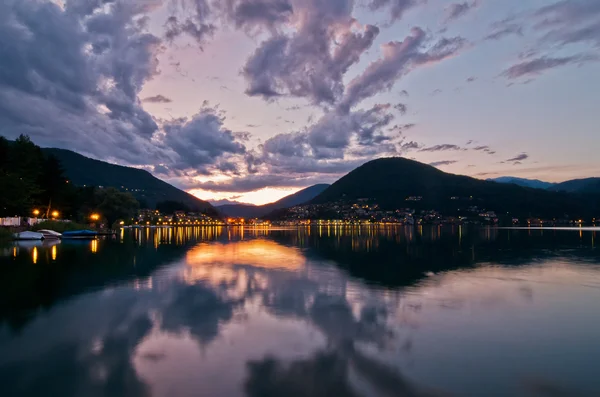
[1,226,599,397]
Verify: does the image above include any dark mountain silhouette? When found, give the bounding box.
[42,148,214,211]
[218,184,330,218]
[549,178,600,194]
[488,176,555,190]
[309,157,599,218]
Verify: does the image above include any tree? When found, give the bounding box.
[95,187,140,227]
[0,137,9,171]
[156,200,189,214]
[37,154,72,216]
[0,135,43,216]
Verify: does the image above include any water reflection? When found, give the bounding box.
[0,226,599,397]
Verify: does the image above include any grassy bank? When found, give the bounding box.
[31,221,90,233]
[0,227,14,242]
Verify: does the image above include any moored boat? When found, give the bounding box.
[38,229,62,239]
[13,231,44,240]
[61,230,98,239]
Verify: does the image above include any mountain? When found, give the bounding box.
[218,184,330,218]
[309,157,599,218]
[272,184,331,208]
[549,178,600,194]
[488,176,555,190]
[42,148,214,212]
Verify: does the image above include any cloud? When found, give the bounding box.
[444,1,479,23]
[506,153,529,162]
[338,28,468,113]
[394,103,408,115]
[501,54,598,79]
[164,0,216,46]
[466,76,477,82]
[143,94,172,103]
[162,107,247,170]
[419,144,464,152]
[389,123,416,134]
[0,0,167,165]
[429,160,458,167]
[368,0,422,22]
[492,1,600,81]
[484,18,524,41]
[261,103,398,163]
[161,282,240,345]
[189,174,327,192]
[241,1,380,105]
[208,197,249,206]
[533,0,600,48]
[472,145,495,155]
[219,0,293,33]
[200,102,410,191]
[400,141,421,150]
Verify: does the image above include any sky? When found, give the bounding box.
[1,0,599,205]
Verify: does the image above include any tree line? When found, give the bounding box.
[0,135,139,227]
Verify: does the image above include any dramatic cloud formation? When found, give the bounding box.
[241,1,380,104]
[220,0,293,33]
[162,107,247,172]
[258,103,400,177]
[0,0,165,164]
[339,28,467,113]
[0,0,599,202]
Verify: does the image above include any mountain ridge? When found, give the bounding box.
[307,157,599,219]
[549,178,600,194]
[42,147,215,212]
[487,176,556,190]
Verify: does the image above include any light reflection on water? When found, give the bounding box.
[0,226,599,397]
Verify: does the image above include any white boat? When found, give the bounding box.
[38,229,62,239]
[13,231,44,240]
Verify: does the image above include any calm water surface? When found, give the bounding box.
[1,226,599,397]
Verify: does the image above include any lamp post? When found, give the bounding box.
[90,213,100,229]
[51,210,59,219]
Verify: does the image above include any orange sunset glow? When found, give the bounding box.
[185,239,306,271]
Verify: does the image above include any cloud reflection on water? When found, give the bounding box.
[0,227,599,396]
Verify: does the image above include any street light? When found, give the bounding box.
[32,209,40,216]
[51,210,59,218]
[90,213,100,221]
